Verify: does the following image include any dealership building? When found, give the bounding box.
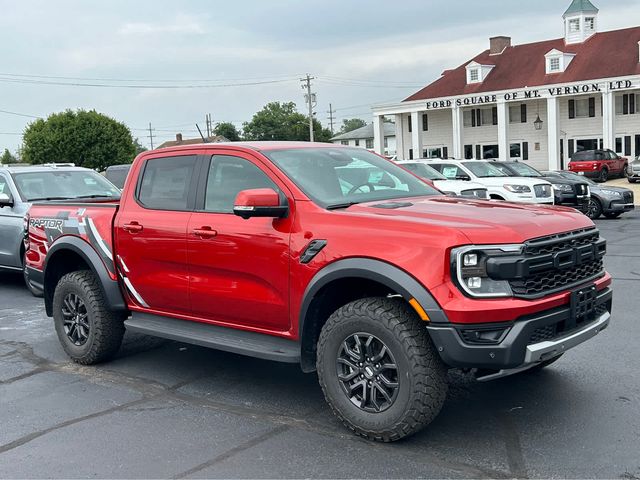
[372,0,640,170]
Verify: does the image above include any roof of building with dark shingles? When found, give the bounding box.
[404,27,640,102]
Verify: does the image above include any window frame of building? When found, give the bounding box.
[354,139,360,147]
[569,19,580,33]
[569,98,596,119]
[616,93,637,115]
[585,17,595,31]
[615,137,623,154]
[469,69,479,82]
[341,140,349,146]
[549,57,560,72]
[383,137,388,149]
[509,143,522,159]
[481,144,499,159]
[464,145,473,160]
[366,138,374,149]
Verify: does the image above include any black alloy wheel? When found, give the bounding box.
[586,198,602,220]
[599,168,609,183]
[337,333,399,413]
[61,293,90,346]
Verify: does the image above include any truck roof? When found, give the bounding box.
[149,141,342,155]
[0,165,92,174]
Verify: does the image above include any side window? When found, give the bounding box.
[138,155,197,210]
[438,164,460,179]
[0,175,8,196]
[204,155,279,213]
[608,151,617,160]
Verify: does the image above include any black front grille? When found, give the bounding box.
[575,184,587,195]
[534,184,552,198]
[527,303,609,345]
[528,324,557,344]
[623,191,634,203]
[507,228,606,298]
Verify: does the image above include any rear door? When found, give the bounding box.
[114,154,200,316]
[0,173,23,269]
[187,151,293,333]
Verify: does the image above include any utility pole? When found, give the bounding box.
[300,74,316,142]
[327,103,335,134]
[147,122,155,150]
[205,114,212,137]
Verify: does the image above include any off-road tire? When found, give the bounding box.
[53,270,125,365]
[317,297,447,442]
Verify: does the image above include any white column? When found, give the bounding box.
[394,114,405,160]
[497,99,509,161]
[410,111,423,159]
[547,97,560,171]
[451,106,464,159]
[373,114,385,154]
[602,91,615,150]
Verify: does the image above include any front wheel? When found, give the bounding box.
[52,270,125,364]
[317,297,447,442]
[586,198,602,220]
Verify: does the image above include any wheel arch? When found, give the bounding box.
[43,236,127,317]
[298,258,446,372]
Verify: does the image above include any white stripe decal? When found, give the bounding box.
[117,255,130,273]
[86,217,113,261]
[123,277,149,308]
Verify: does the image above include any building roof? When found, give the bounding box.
[404,26,640,102]
[157,134,229,149]
[564,0,598,17]
[330,123,396,141]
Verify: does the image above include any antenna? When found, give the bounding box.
[196,124,208,143]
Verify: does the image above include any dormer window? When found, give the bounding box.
[465,61,494,84]
[545,49,576,74]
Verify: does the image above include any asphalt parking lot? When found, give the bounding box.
[1,212,639,479]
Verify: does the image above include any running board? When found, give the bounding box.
[125,313,300,363]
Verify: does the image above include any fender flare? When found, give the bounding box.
[43,236,126,316]
[298,258,448,368]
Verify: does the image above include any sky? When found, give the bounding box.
[0,0,638,153]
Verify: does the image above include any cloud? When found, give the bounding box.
[118,14,206,36]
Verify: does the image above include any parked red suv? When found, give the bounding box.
[568,149,629,182]
[25,143,612,441]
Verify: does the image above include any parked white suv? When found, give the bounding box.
[425,160,554,205]
[396,160,488,199]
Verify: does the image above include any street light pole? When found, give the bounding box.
[301,74,316,142]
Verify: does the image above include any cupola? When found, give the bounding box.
[563,0,599,44]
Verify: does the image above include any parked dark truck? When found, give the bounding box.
[25,142,612,442]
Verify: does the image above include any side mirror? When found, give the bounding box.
[0,193,14,208]
[455,174,471,181]
[233,188,288,220]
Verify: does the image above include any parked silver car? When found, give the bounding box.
[0,165,120,291]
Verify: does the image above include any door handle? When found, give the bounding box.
[123,222,143,233]
[193,227,217,239]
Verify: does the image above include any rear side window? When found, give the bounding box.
[138,156,197,210]
[204,155,279,213]
[571,151,594,161]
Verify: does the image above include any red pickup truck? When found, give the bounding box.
[568,149,629,182]
[25,142,612,442]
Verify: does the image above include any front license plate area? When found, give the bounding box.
[568,284,597,330]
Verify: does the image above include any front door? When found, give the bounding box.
[114,154,200,316]
[187,153,292,332]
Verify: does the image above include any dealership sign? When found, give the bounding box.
[423,79,635,110]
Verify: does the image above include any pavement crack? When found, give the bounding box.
[496,410,528,479]
[172,425,290,479]
[0,367,46,385]
[0,397,150,455]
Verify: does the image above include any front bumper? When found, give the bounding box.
[606,201,635,213]
[555,193,590,212]
[427,286,612,370]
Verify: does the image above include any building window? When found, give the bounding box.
[615,94,637,115]
[615,137,623,154]
[480,108,494,126]
[509,105,527,124]
[355,139,360,147]
[366,138,374,149]
[569,19,580,33]
[383,137,388,148]
[574,99,590,118]
[341,140,349,146]
[422,113,429,131]
[549,57,560,72]
[464,145,473,159]
[510,143,522,158]
[426,148,442,159]
[469,69,479,82]
[585,17,595,31]
[463,110,473,127]
[408,116,412,133]
[482,145,499,159]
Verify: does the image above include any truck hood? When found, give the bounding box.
[432,180,486,193]
[472,176,552,187]
[347,196,593,245]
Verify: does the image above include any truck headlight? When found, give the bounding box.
[600,189,622,197]
[503,184,531,193]
[451,245,522,298]
[552,184,573,192]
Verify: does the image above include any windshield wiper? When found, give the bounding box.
[326,201,361,210]
[72,194,119,199]
[28,196,75,202]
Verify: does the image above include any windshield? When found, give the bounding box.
[265,148,441,208]
[12,170,120,202]
[401,163,447,181]
[461,162,507,178]
[503,162,541,177]
[560,171,596,185]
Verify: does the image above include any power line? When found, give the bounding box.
[0,108,42,119]
[0,72,304,83]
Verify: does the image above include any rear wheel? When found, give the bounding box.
[598,168,609,183]
[317,297,447,442]
[53,270,125,364]
[622,165,629,178]
[628,178,637,184]
[586,198,602,220]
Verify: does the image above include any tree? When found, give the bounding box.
[214,122,241,141]
[340,118,367,134]
[1,148,17,164]
[21,109,137,171]
[133,138,147,157]
[243,101,333,143]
